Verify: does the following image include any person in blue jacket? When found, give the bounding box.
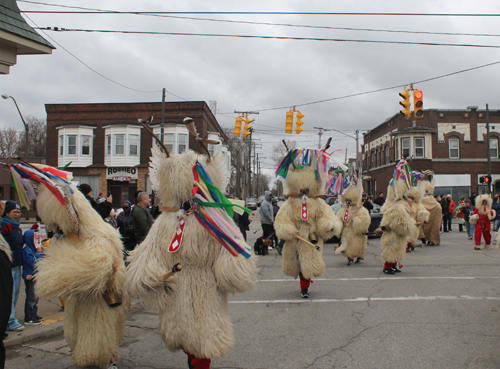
[1,200,24,332]
[22,229,44,325]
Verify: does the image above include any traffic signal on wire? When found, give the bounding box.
[485,175,492,185]
[399,90,411,118]
[479,176,485,184]
[234,116,243,137]
[295,111,305,134]
[414,89,424,118]
[243,116,253,137]
[285,111,294,133]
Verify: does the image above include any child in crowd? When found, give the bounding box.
[22,228,44,325]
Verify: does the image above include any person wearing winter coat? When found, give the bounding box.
[446,195,456,231]
[132,192,154,245]
[259,191,274,253]
[0,234,13,368]
[116,200,137,252]
[22,229,44,325]
[78,183,113,220]
[1,201,24,332]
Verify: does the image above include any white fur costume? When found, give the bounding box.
[35,183,129,367]
[125,148,257,361]
[334,179,370,262]
[405,181,430,247]
[471,194,495,249]
[274,155,342,283]
[419,178,442,245]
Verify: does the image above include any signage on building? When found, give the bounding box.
[106,167,138,180]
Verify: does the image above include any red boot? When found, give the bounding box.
[299,274,311,298]
[186,352,211,369]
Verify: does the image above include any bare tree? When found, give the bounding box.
[271,139,298,167]
[25,116,47,158]
[0,127,21,158]
[223,127,247,197]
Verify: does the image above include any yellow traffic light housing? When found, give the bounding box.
[285,111,294,133]
[399,90,411,118]
[295,111,305,134]
[243,116,253,137]
[414,89,423,118]
[234,116,243,137]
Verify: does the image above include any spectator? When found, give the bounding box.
[78,184,112,220]
[492,195,500,231]
[272,198,281,253]
[463,199,473,240]
[0,229,13,366]
[22,229,43,325]
[133,192,154,244]
[104,209,117,229]
[373,192,385,206]
[259,191,274,255]
[1,201,24,332]
[440,195,449,232]
[237,205,251,242]
[469,191,477,210]
[446,195,455,231]
[362,193,373,212]
[116,200,137,252]
[455,196,465,232]
[150,196,161,219]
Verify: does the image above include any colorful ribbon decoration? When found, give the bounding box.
[191,161,252,261]
[275,148,333,182]
[325,170,359,196]
[389,160,434,190]
[9,162,74,210]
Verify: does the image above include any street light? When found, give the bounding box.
[2,94,29,159]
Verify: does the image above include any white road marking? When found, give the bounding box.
[230,295,500,304]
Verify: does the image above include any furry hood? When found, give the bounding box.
[385,177,409,204]
[0,234,12,262]
[404,180,425,204]
[283,165,327,197]
[423,177,435,196]
[339,180,363,206]
[475,194,492,214]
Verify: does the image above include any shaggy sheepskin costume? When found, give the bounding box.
[35,183,129,368]
[274,148,342,298]
[330,173,370,265]
[470,194,495,250]
[379,160,418,275]
[125,143,257,368]
[405,180,430,251]
[419,177,441,246]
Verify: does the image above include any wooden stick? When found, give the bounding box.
[295,234,321,251]
[415,221,426,226]
[346,201,365,228]
[147,263,182,292]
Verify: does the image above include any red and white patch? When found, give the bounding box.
[168,215,187,252]
[343,206,349,222]
[301,200,308,220]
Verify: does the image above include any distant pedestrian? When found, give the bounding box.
[373,192,385,206]
[272,198,281,253]
[455,196,465,232]
[1,201,24,332]
[22,229,44,325]
[440,195,449,232]
[133,192,154,244]
[238,205,251,242]
[492,195,500,231]
[116,200,137,252]
[78,184,112,220]
[463,199,473,240]
[362,193,373,211]
[0,233,13,368]
[469,191,477,210]
[446,195,455,231]
[259,191,274,255]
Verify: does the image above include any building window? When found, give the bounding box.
[178,133,188,153]
[208,144,215,157]
[401,138,410,158]
[115,134,125,155]
[395,139,399,160]
[129,134,139,156]
[385,145,389,164]
[490,137,498,158]
[449,137,460,158]
[81,135,91,155]
[414,137,424,158]
[164,133,174,153]
[106,135,111,156]
[67,135,77,155]
[370,152,375,168]
[59,136,64,155]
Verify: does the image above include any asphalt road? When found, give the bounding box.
[6,209,500,369]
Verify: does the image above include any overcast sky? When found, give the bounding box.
[2,0,500,174]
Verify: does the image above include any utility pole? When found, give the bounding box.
[256,153,259,197]
[234,110,259,198]
[314,127,332,149]
[236,149,241,198]
[355,130,361,179]
[487,104,491,194]
[161,88,166,143]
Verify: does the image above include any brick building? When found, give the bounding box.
[362,106,500,203]
[46,101,229,208]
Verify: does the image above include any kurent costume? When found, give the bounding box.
[125,119,256,369]
[326,171,370,265]
[379,160,419,275]
[419,177,441,246]
[470,194,495,250]
[405,176,430,252]
[9,163,129,368]
[274,146,342,298]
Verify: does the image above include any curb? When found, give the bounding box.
[4,314,65,348]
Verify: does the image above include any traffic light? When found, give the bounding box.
[414,89,423,118]
[295,111,305,134]
[479,176,485,184]
[243,116,253,137]
[485,175,492,184]
[234,116,243,137]
[399,90,411,118]
[285,111,294,133]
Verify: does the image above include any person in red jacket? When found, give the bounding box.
[446,195,456,231]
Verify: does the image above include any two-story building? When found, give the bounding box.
[362,106,500,202]
[46,101,229,208]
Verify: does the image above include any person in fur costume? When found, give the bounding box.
[328,172,370,265]
[470,194,495,250]
[379,160,418,275]
[274,142,343,298]
[405,177,430,252]
[8,162,129,369]
[125,118,257,369]
[418,176,441,246]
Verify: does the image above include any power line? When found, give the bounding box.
[18,1,500,38]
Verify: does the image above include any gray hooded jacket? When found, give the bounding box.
[260,191,274,224]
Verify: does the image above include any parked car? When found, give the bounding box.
[257,195,265,207]
[246,198,257,210]
[278,195,285,201]
[325,203,383,243]
[319,195,337,206]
